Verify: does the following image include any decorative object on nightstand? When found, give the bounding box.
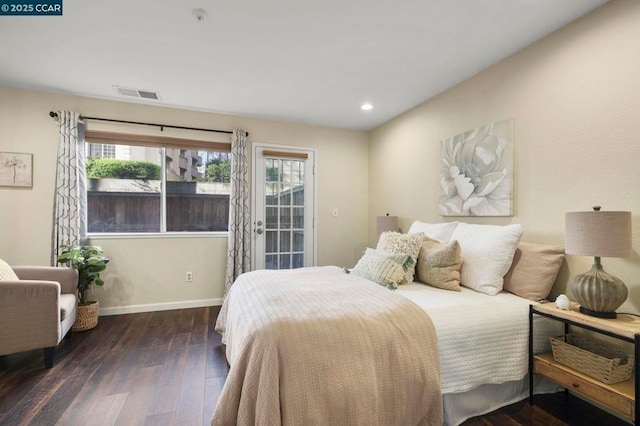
[555,294,571,310]
[565,206,632,319]
[376,214,398,237]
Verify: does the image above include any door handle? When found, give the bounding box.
[256,228,263,235]
[257,220,263,226]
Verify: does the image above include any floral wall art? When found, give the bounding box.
[439,119,513,216]
[0,152,33,188]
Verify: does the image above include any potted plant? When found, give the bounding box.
[57,244,109,331]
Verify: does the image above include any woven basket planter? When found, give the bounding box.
[73,301,99,332]
[550,334,633,384]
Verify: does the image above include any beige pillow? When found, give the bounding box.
[376,232,424,284]
[503,241,565,301]
[0,258,18,280]
[416,238,463,291]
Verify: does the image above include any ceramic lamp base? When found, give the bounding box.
[578,306,617,319]
[570,261,627,319]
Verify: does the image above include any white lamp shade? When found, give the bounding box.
[565,210,632,258]
[376,215,398,236]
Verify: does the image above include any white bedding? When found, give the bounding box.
[396,282,559,394]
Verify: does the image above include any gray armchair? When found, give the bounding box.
[0,266,78,368]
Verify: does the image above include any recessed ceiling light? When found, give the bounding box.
[360,103,373,111]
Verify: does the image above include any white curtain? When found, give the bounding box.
[225,129,251,293]
[51,111,87,265]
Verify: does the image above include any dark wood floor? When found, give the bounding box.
[0,307,228,426]
[0,307,630,425]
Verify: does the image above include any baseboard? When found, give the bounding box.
[98,298,224,316]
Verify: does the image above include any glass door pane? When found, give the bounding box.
[254,147,314,270]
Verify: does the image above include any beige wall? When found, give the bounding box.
[3,0,640,315]
[0,87,369,312]
[369,0,640,312]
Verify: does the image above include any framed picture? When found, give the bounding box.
[0,152,33,188]
[439,118,514,216]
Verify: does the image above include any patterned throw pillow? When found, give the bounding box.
[348,248,412,290]
[0,258,18,280]
[376,232,424,284]
[416,237,463,291]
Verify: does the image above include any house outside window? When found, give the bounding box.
[88,143,116,158]
[85,133,231,233]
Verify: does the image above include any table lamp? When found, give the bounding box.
[376,214,399,237]
[565,206,632,318]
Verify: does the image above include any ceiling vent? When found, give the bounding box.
[114,85,160,100]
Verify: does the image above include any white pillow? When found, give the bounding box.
[0,258,18,280]
[450,223,523,295]
[408,221,459,243]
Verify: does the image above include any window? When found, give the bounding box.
[88,143,116,158]
[85,131,231,233]
[264,157,306,269]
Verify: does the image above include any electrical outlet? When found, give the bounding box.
[185,271,193,282]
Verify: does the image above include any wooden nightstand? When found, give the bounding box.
[529,302,640,423]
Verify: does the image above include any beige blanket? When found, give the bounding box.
[211,266,442,426]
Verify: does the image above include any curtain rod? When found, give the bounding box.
[48,111,248,136]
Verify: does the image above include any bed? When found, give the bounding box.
[211,222,566,425]
[396,282,561,424]
[212,266,444,426]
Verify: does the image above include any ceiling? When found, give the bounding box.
[0,0,606,130]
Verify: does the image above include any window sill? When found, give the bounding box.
[88,232,228,240]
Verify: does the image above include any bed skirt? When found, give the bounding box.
[443,375,562,426]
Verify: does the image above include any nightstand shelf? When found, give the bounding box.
[529,302,640,423]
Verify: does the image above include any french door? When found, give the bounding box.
[253,145,315,270]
